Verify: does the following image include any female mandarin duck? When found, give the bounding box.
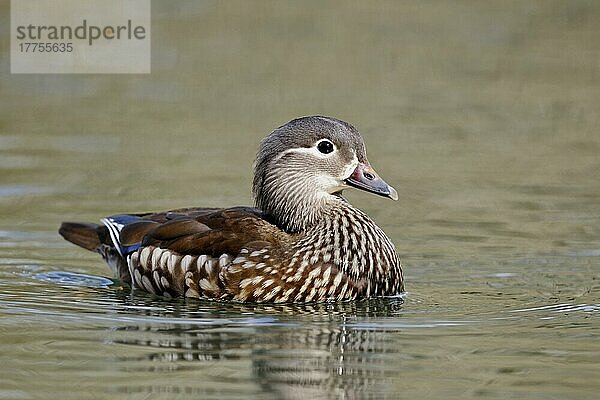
[60,116,404,303]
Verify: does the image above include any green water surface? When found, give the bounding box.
[1,2,599,399]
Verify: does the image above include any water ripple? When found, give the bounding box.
[508,303,600,314]
[33,271,114,288]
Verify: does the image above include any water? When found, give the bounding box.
[1,1,599,399]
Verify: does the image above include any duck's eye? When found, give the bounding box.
[317,140,335,154]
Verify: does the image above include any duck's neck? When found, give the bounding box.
[294,197,403,296]
[255,172,332,233]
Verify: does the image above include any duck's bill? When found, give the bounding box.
[345,162,398,201]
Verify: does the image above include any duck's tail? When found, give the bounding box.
[59,221,132,284]
[59,222,102,251]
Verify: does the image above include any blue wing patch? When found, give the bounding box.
[101,214,144,257]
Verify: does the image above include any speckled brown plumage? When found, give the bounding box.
[59,116,404,303]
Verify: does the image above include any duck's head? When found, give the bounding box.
[253,116,397,233]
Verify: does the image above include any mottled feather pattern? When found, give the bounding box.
[126,244,359,303]
[128,246,225,299]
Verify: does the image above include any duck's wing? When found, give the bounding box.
[135,206,283,256]
[61,206,291,300]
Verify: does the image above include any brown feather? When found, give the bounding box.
[137,207,286,257]
[59,222,101,252]
[148,218,211,241]
[119,220,159,246]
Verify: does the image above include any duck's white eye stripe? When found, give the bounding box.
[277,142,336,160]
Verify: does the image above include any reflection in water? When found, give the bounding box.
[109,297,405,399]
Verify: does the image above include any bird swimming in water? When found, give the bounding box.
[59,116,404,303]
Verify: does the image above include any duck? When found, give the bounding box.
[59,116,404,303]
